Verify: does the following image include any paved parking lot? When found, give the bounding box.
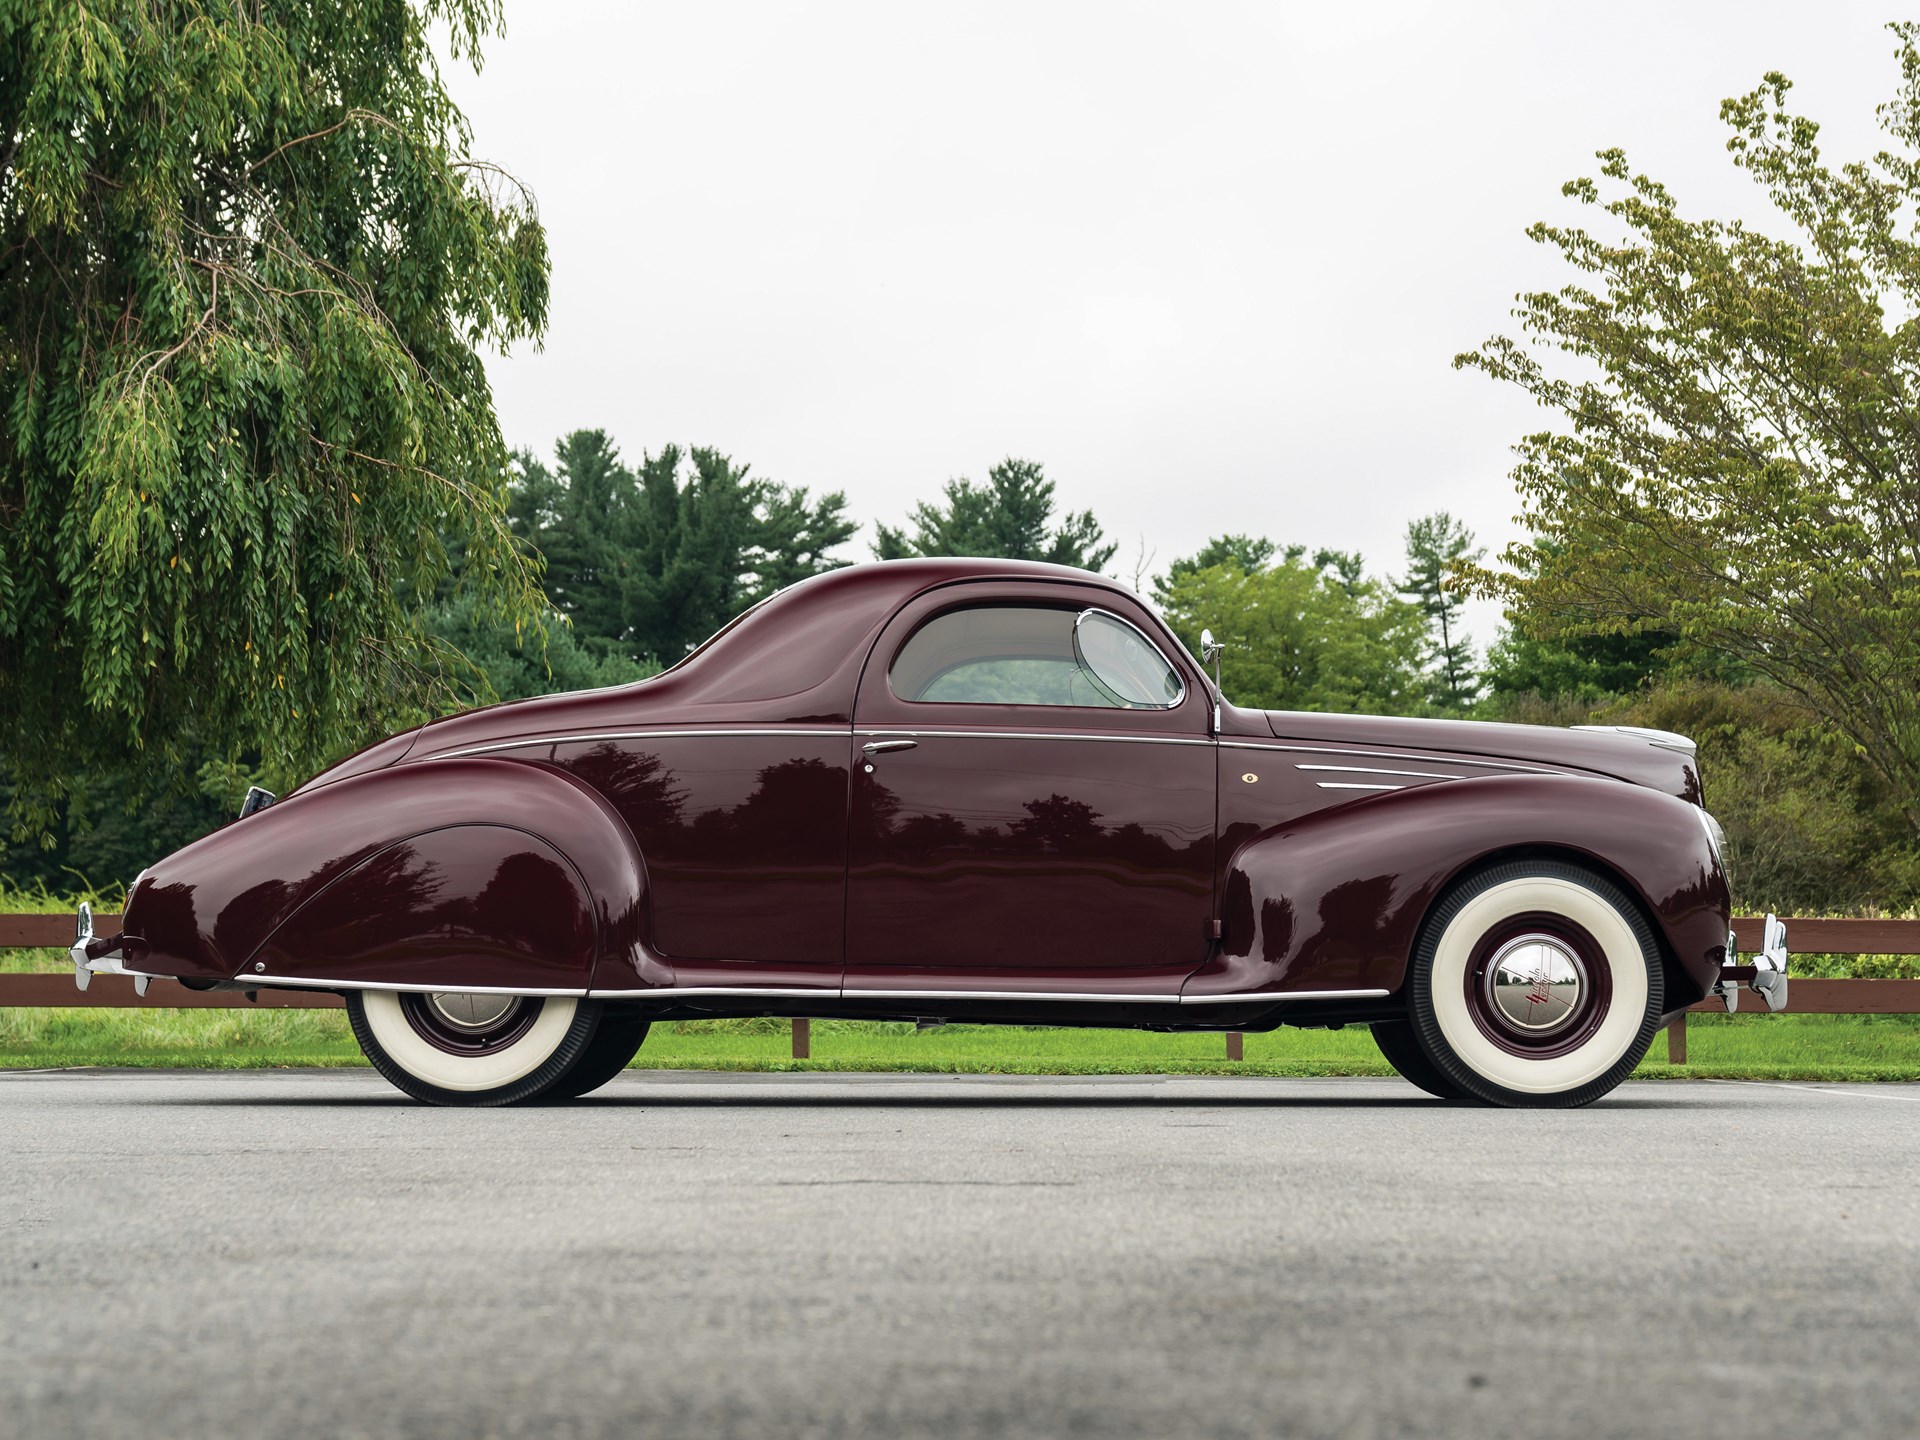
[3,1070,1917,1439]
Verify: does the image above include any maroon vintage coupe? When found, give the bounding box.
[71,558,1786,1106]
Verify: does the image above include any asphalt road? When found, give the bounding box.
[3,1070,1917,1440]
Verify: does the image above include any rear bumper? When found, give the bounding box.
[1709,913,1789,1013]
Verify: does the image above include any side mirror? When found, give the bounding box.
[1198,628,1225,735]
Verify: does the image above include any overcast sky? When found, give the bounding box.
[445,1,1903,642]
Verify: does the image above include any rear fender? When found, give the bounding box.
[120,758,666,991]
[1187,774,1730,1005]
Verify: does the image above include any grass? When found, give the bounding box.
[4,1009,1920,1082]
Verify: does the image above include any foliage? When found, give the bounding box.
[1457,28,1920,830]
[417,595,656,705]
[1482,626,1676,703]
[510,431,855,665]
[0,0,549,839]
[1156,548,1425,715]
[1605,682,1919,913]
[874,457,1116,571]
[1149,534,1276,605]
[1397,512,1484,711]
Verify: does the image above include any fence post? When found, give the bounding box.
[791,1017,810,1061]
[1666,1015,1686,1065]
[1225,1031,1243,1062]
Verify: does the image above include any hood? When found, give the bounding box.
[1261,709,1704,805]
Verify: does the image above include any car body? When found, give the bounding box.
[74,558,1783,1106]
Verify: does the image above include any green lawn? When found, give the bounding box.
[4,1008,1920,1082]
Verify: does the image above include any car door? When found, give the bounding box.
[844,579,1216,993]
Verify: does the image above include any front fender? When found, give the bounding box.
[1186,774,1730,1006]
[120,757,666,991]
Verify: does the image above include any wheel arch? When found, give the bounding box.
[1412,841,1692,1018]
[1195,773,1729,1007]
[120,756,670,992]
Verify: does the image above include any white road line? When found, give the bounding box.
[1708,1078,1920,1103]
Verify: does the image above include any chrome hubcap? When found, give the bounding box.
[425,992,520,1033]
[1485,934,1586,1035]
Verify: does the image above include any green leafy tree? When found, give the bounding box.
[0,0,549,836]
[874,458,1116,571]
[418,595,655,704]
[1157,553,1425,715]
[507,432,634,651]
[1150,534,1276,606]
[1457,26,1920,830]
[507,433,855,666]
[1398,512,1485,711]
[624,444,854,663]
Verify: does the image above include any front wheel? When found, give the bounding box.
[1407,861,1664,1109]
[347,990,604,1107]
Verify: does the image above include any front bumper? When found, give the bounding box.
[69,902,154,997]
[1709,913,1789,1013]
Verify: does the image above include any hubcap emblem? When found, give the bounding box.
[1485,935,1585,1035]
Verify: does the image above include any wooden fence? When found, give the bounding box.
[6,913,1919,1063]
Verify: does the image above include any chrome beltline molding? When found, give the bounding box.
[432,728,1563,774]
[430,727,851,761]
[248,975,1390,1006]
[855,728,1212,747]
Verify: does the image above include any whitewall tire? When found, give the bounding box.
[1408,861,1664,1108]
[346,990,605,1107]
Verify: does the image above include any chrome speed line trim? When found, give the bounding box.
[1315,782,1402,791]
[429,728,851,760]
[1294,763,1460,781]
[250,975,589,997]
[1222,741,1553,773]
[855,729,1212,747]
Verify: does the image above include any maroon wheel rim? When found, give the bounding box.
[399,992,543,1057]
[1460,913,1613,1060]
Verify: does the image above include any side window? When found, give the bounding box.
[889,605,1183,709]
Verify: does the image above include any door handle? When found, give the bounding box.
[862,739,919,755]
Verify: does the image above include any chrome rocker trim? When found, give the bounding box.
[235,973,1392,1008]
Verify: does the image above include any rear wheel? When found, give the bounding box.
[347,990,604,1107]
[546,1013,651,1100]
[1369,1019,1467,1099]
[1408,860,1664,1109]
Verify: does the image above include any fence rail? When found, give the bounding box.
[5,915,1918,1063]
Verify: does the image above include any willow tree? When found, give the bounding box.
[1458,25,1920,831]
[0,1,549,835]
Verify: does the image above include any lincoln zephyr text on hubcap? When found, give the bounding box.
[1484,934,1586,1036]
